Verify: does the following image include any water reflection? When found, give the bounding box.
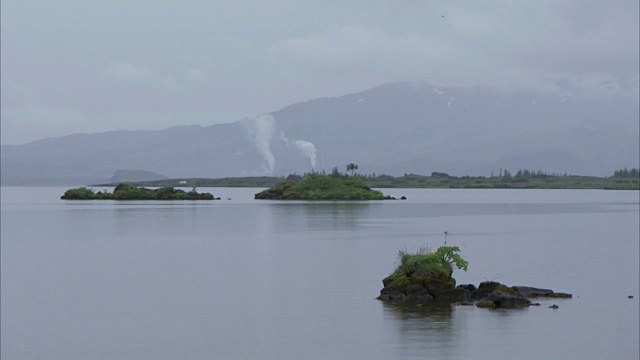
[383,303,453,330]
[269,202,379,231]
[382,303,469,358]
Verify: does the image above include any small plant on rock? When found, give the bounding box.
[383,245,468,292]
[434,246,469,272]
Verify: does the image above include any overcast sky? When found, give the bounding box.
[1,0,638,145]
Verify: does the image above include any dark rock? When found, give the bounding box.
[433,288,472,302]
[476,299,496,308]
[486,291,531,309]
[459,302,475,306]
[377,286,407,304]
[511,286,554,298]
[400,196,407,200]
[405,285,429,296]
[378,285,434,305]
[377,286,433,305]
[456,284,477,292]
[548,304,559,309]
[629,295,634,299]
[379,286,405,295]
[512,286,573,299]
[476,281,517,299]
[549,292,572,298]
[405,293,435,305]
[378,266,570,310]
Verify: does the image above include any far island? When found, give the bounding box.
[61,183,217,200]
[91,167,639,190]
[255,169,394,200]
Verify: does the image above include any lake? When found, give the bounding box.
[1,187,638,359]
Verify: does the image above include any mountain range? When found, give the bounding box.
[2,81,638,185]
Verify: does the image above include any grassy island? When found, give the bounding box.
[61,183,216,200]
[254,173,391,200]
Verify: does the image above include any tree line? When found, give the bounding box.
[283,164,640,182]
[612,167,639,178]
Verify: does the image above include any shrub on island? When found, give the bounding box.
[254,173,391,200]
[61,184,216,200]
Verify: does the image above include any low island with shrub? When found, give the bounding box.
[255,165,394,200]
[61,183,217,200]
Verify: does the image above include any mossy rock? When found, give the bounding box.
[476,299,496,308]
[476,281,517,298]
[382,272,411,288]
[379,246,471,306]
[410,268,456,292]
[383,267,455,291]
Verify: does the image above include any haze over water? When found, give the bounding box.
[1,187,638,359]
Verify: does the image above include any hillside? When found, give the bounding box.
[2,82,638,185]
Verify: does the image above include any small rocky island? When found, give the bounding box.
[61,183,217,200]
[378,246,571,309]
[255,172,393,200]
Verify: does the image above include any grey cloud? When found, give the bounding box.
[1,1,637,145]
[186,69,205,82]
[107,63,152,80]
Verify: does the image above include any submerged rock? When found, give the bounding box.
[485,291,531,309]
[512,286,573,299]
[432,288,473,303]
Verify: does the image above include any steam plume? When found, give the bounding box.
[280,131,317,169]
[251,114,276,173]
[293,140,317,168]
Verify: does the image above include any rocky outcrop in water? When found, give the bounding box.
[378,246,571,309]
[377,280,572,309]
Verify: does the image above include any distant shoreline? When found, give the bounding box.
[90,173,639,190]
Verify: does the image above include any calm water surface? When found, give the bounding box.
[1,187,638,359]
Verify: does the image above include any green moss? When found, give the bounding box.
[383,271,411,288]
[497,284,517,295]
[382,246,469,295]
[384,250,454,291]
[477,281,517,297]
